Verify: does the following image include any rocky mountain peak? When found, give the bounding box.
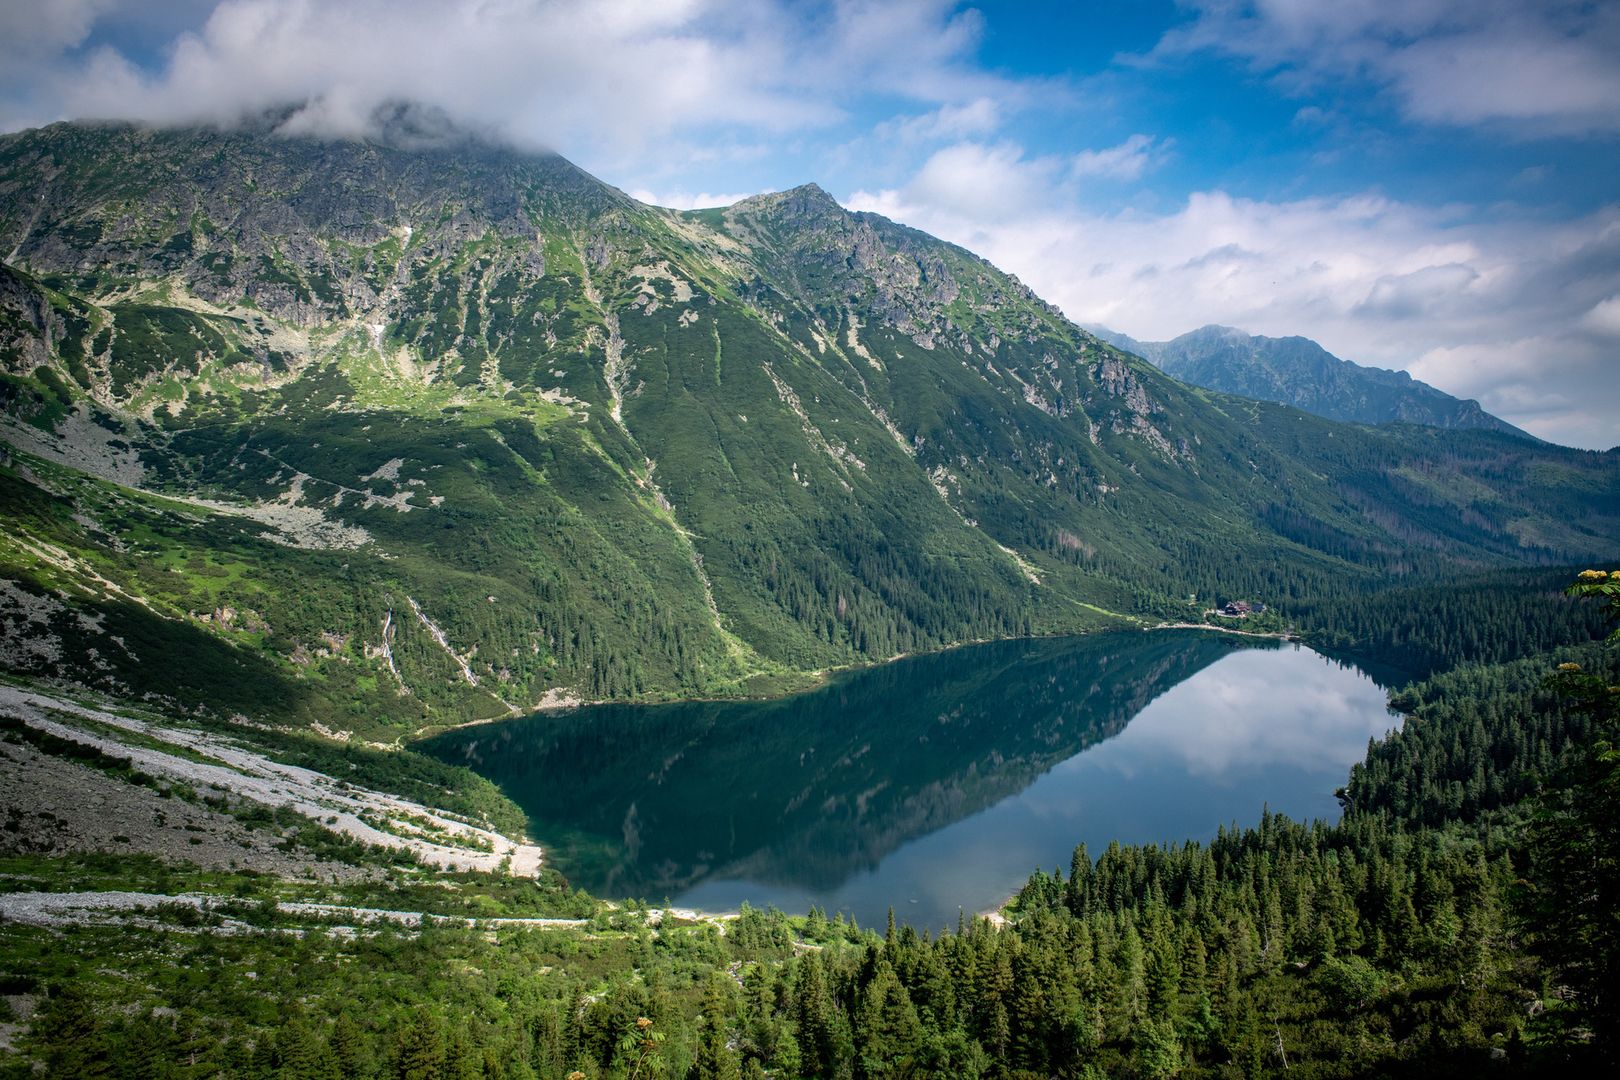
[729,182,846,229]
[1090,321,1531,438]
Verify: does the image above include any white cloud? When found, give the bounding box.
[849,141,1620,449]
[1291,105,1332,127]
[628,188,759,210]
[858,135,1169,227]
[1581,295,1620,338]
[1070,133,1164,180]
[0,0,110,64]
[1407,335,1616,444]
[1353,263,1482,321]
[0,0,116,127]
[1157,0,1620,135]
[875,98,1003,143]
[1410,337,1578,414]
[1092,647,1396,780]
[52,0,822,151]
[900,142,1066,222]
[6,0,1011,172]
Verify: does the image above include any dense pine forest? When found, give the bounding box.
[1,571,1614,1079]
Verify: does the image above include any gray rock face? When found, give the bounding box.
[0,122,610,328]
[728,183,1058,355]
[0,265,61,374]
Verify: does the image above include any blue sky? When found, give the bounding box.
[2,0,1617,447]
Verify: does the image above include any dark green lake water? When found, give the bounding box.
[423,630,1397,929]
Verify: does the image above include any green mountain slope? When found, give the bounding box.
[1,119,1615,732]
[1090,322,1531,437]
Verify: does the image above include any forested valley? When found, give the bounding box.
[2,572,1614,1079]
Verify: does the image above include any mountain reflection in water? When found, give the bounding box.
[423,631,1397,929]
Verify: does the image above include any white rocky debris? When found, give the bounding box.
[183,490,374,551]
[0,685,543,876]
[0,578,67,667]
[996,543,1042,585]
[0,890,587,932]
[2,423,376,551]
[361,456,406,483]
[763,364,866,476]
[373,608,406,690]
[628,261,696,305]
[844,311,883,370]
[0,409,147,487]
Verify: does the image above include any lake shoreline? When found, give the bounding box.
[423,633,1390,930]
[1148,620,1296,641]
[413,618,1301,741]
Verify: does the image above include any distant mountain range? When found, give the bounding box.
[1087,323,1532,439]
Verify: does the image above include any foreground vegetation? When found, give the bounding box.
[0,574,1613,1078]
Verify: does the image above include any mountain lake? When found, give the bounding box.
[422,629,1401,930]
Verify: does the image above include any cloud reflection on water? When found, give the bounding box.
[674,642,1399,928]
[1080,645,1399,783]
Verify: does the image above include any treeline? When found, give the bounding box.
[1342,643,1617,827]
[6,819,1532,1080]
[1291,568,1610,677]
